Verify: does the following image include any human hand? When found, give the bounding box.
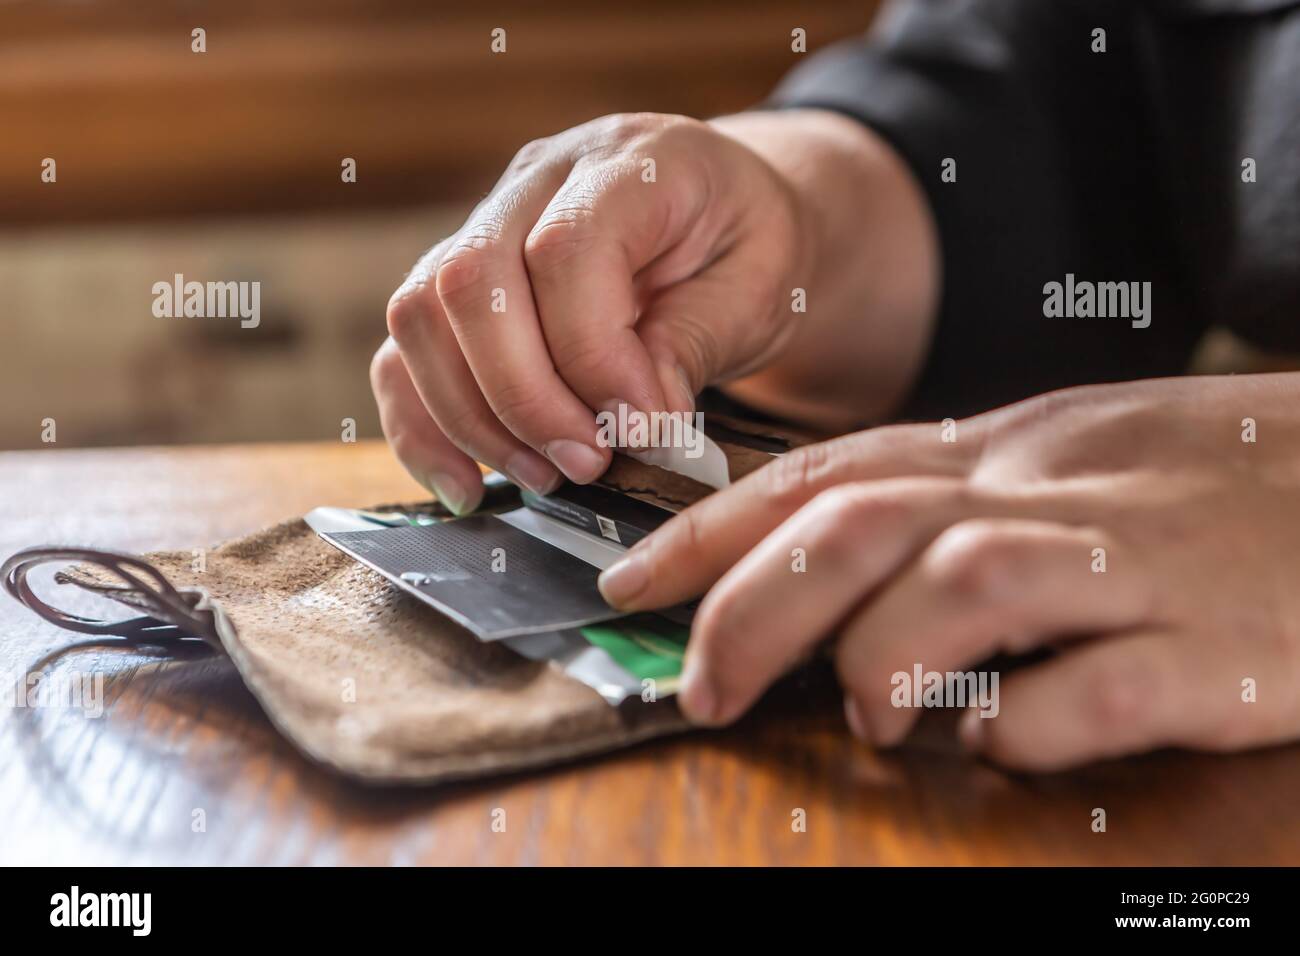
[598,374,1300,770]
[371,112,808,513]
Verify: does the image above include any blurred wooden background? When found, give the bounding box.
[2,0,875,223]
[0,0,877,450]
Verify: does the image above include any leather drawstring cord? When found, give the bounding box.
[2,547,221,651]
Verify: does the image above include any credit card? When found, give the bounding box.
[308,506,689,705]
[505,616,687,705]
[520,482,674,548]
[579,618,686,684]
[319,515,628,640]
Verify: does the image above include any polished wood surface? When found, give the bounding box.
[3,440,1298,865]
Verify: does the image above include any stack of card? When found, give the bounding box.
[306,421,791,705]
[506,618,687,705]
[305,503,689,704]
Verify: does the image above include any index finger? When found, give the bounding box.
[682,477,976,725]
[435,167,614,485]
[597,422,981,610]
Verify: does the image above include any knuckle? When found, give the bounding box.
[434,243,495,303]
[645,114,709,154]
[593,111,660,144]
[802,488,865,560]
[368,339,402,391]
[523,217,600,275]
[800,484,909,563]
[507,136,553,173]
[547,333,615,382]
[385,285,438,341]
[434,401,485,453]
[606,111,699,146]
[486,378,551,434]
[665,321,719,390]
[579,112,703,162]
[922,520,1029,602]
[759,442,836,515]
[387,431,430,471]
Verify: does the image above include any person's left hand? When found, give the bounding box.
[597,373,1300,771]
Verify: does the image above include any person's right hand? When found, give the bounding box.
[371,112,809,514]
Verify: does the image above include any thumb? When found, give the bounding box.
[637,265,784,417]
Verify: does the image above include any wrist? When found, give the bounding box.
[707,111,826,299]
[708,108,940,427]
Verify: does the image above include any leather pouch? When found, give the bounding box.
[4,517,687,784]
[2,414,812,784]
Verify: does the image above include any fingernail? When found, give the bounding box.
[844,695,869,742]
[544,439,606,484]
[506,451,561,495]
[959,708,985,753]
[427,472,474,516]
[597,553,649,608]
[678,654,719,725]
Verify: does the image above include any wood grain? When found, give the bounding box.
[0,0,875,224]
[2,441,1298,865]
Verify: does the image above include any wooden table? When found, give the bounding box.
[3,440,1297,865]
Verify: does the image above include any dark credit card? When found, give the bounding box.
[321,514,627,640]
[520,482,675,547]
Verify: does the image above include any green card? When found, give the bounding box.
[579,617,688,683]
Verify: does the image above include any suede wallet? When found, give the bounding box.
[3,414,813,784]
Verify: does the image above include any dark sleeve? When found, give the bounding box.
[767,0,1207,420]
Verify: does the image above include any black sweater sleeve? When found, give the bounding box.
[767,0,1209,419]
